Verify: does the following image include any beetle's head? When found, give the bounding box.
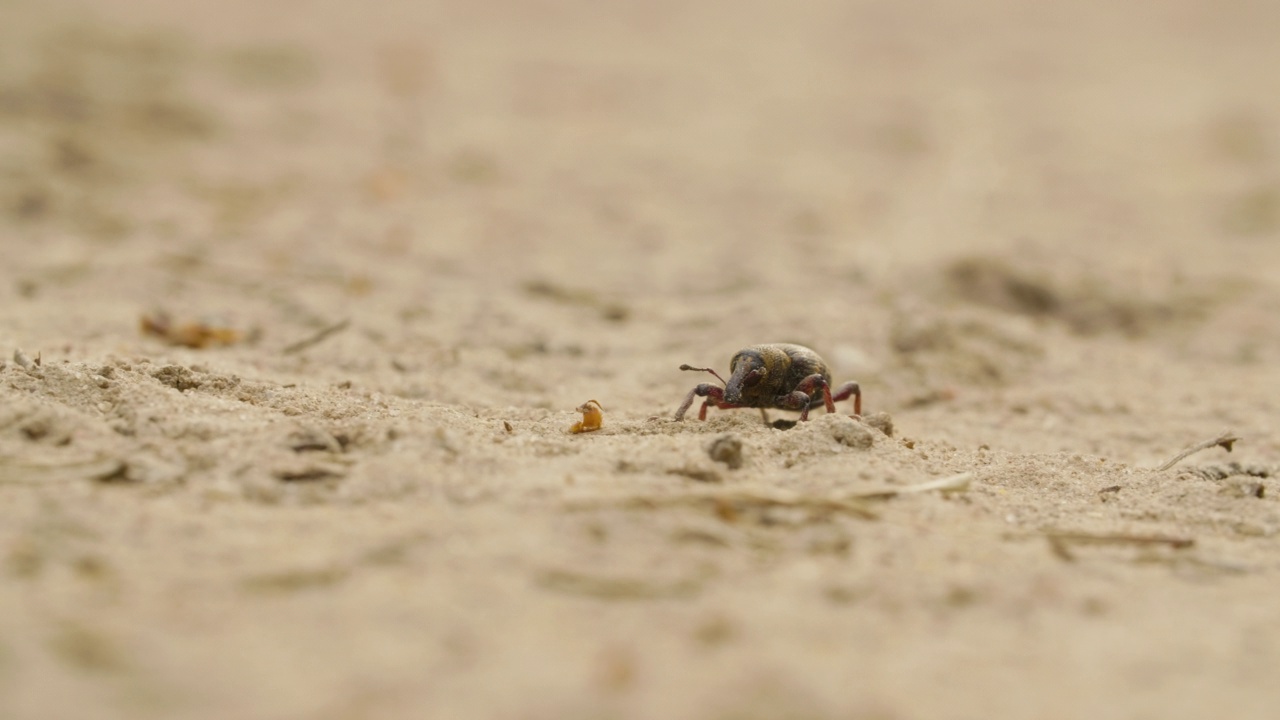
[724,353,766,404]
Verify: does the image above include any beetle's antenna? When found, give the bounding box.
[679,364,727,386]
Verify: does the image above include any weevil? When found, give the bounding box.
[674,344,861,424]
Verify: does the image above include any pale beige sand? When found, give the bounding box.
[3,1,1280,718]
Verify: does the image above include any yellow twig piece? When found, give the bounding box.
[570,400,604,434]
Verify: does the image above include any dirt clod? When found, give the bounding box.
[707,435,744,469]
[820,415,874,449]
[863,411,894,437]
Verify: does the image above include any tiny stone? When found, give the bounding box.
[707,435,744,469]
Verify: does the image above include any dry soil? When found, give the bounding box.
[3,1,1280,719]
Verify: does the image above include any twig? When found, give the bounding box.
[1040,531,1195,562]
[1154,430,1239,472]
[535,569,703,600]
[1042,531,1194,549]
[848,472,972,500]
[283,318,351,355]
[0,457,127,485]
[565,487,878,520]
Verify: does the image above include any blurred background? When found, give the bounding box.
[5,0,1278,276]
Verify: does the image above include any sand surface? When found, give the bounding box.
[3,1,1280,718]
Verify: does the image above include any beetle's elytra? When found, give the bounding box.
[675,343,861,423]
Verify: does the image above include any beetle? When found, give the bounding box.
[674,343,861,423]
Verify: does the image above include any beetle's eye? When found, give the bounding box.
[743,369,764,387]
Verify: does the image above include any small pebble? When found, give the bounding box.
[707,435,744,469]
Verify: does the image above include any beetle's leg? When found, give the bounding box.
[675,383,725,421]
[759,408,770,425]
[782,374,833,420]
[703,399,749,420]
[775,390,813,418]
[830,381,862,417]
[700,399,748,420]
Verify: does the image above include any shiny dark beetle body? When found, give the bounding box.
[674,343,861,423]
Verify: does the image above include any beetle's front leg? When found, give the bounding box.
[784,374,832,420]
[775,390,815,420]
[830,381,862,416]
[675,383,726,421]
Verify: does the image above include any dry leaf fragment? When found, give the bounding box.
[141,311,245,348]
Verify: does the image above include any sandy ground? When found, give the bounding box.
[3,1,1280,718]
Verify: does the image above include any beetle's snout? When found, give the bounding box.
[723,381,743,405]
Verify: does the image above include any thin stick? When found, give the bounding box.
[848,472,972,500]
[565,487,878,520]
[1008,530,1197,562]
[1154,430,1239,472]
[0,457,127,485]
[1043,531,1194,549]
[283,318,351,355]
